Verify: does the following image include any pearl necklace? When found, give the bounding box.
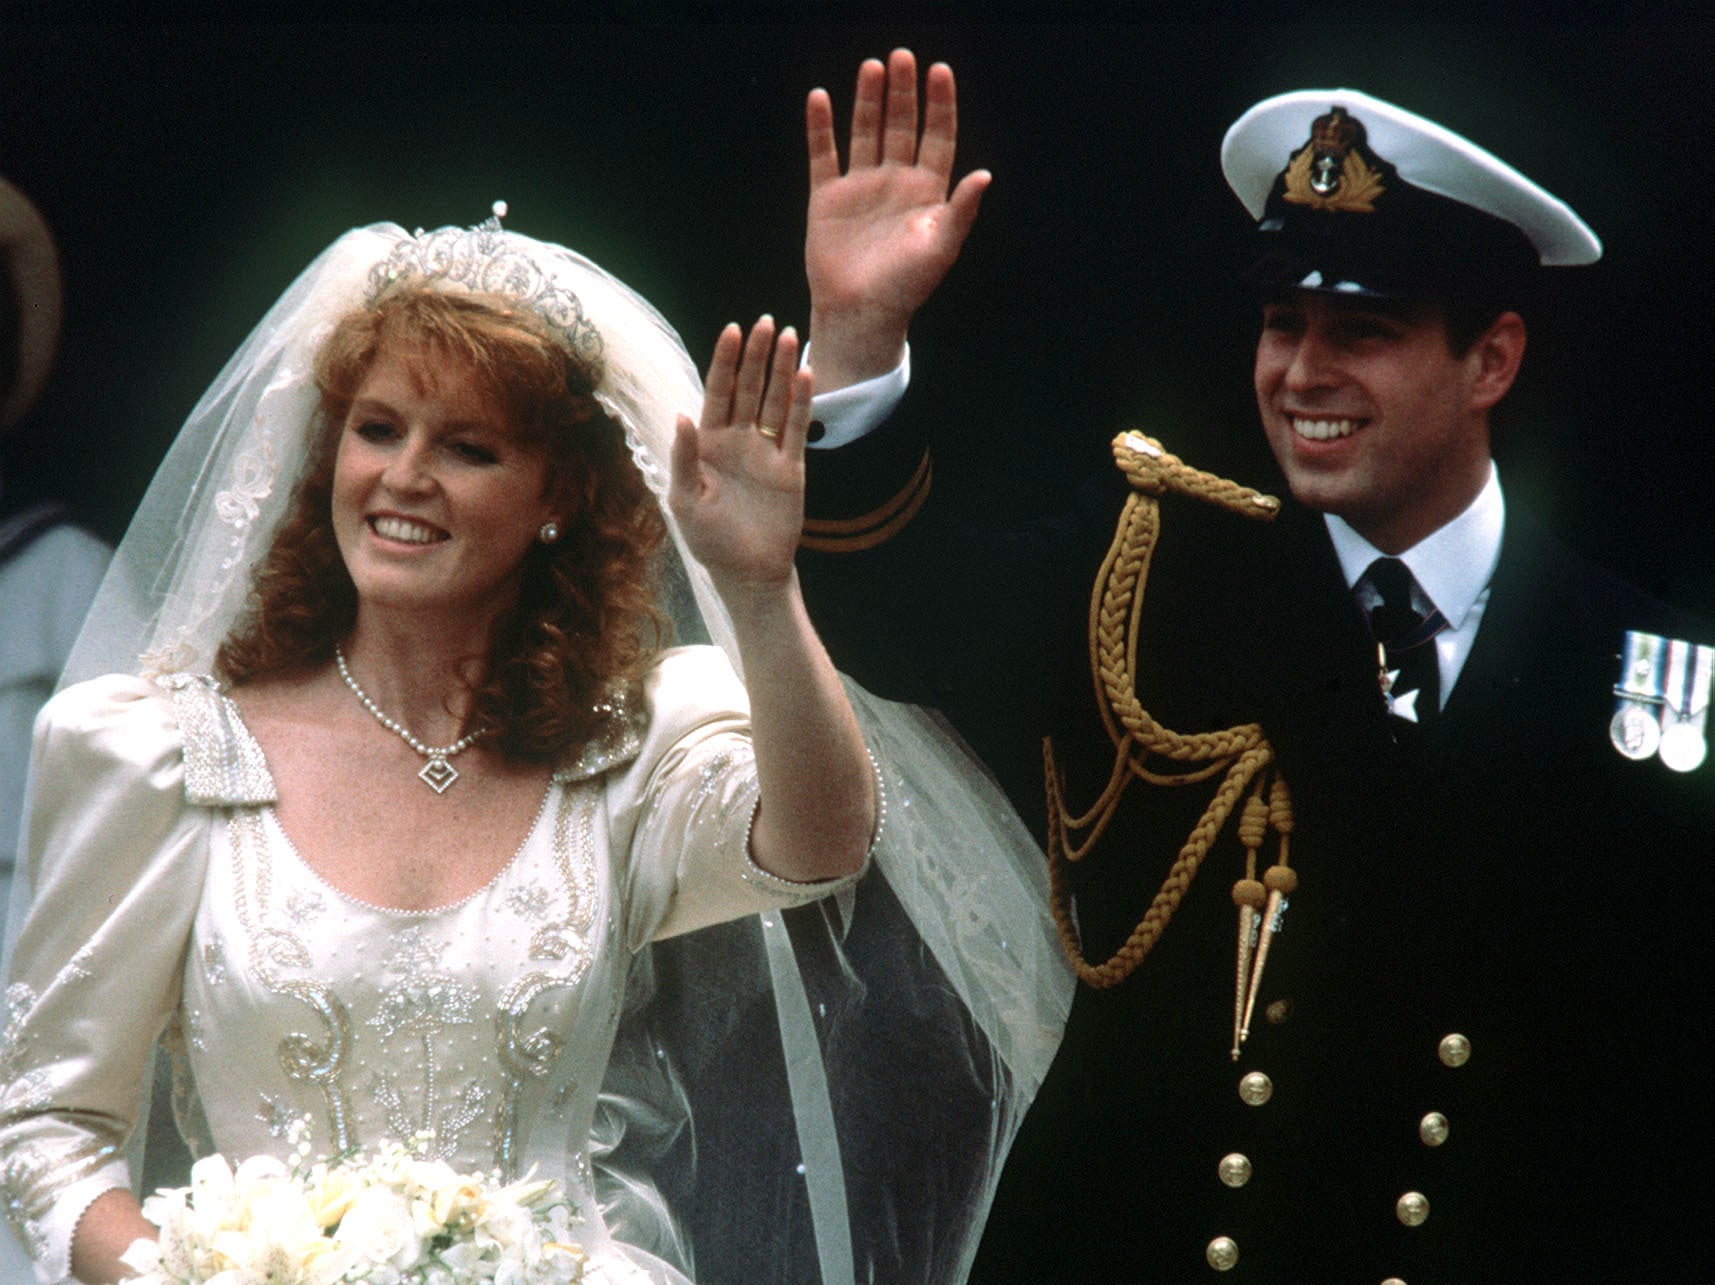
[335,646,491,794]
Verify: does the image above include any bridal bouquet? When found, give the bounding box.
[119,1124,586,1285]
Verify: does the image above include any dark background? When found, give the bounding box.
[3,12,1712,613]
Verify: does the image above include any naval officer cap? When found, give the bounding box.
[1222,88,1601,299]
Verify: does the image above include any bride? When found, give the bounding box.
[0,211,1067,1284]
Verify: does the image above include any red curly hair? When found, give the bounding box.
[216,287,669,761]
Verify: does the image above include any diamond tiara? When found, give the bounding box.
[365,200,604,365]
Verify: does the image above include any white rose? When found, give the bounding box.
[234,1153,291,1183]
[305,1164,365,1228]
[405,1157,462,1193]
[427,1175,487,1230]
[335,1185,424,1272]
[474,1198,533,1253]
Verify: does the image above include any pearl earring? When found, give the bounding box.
[539,521,561,544]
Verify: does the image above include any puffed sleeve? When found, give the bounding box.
[604,647,869,948]
[0,674,211,1282]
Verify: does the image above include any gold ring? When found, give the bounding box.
[755,422,782,440]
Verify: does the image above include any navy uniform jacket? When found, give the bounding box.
[799,412,1713,1282]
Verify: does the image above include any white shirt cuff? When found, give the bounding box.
[803,343,910,449]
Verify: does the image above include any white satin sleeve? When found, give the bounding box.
[604,646,867,948]
[0,674,210,1283]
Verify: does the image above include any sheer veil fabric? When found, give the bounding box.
[4,221,1069,1283]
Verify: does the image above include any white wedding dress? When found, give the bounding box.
[1,647,852,1284]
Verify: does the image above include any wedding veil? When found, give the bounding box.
[10,216,1070,1284]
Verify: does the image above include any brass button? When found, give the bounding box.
[1205,1236,1239,1271]
[1238,1071,1274,1106]
[1437,1033,1471,1067]
[1419,1112,1449,1147]
[1217,1153,1253,1188]
[1265,998,1293,1025]
[1395,1191,1430,1227]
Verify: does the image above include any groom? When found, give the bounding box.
[794,50,1714,1281]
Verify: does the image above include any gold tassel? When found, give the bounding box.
[1234,780,1295,1055]
[1230,790,1270,1058]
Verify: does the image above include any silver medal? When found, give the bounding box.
[1657,640,1712,773]
[1610,703,1661,761]
[1659,722,1706,773]
[1611,631,1667,760]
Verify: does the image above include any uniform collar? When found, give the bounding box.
[1324,460,1504,630]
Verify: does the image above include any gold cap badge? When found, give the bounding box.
[1282,106,1387,213]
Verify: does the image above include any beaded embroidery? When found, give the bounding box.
[227,808,357,1153]
[211,750,602,1177]
[497,782,600,1177]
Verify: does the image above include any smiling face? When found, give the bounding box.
[331,343,557,631]
[1253,291,1523,554]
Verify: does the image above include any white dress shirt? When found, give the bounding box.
[803,343,910,448]
[1327,463,1505,709]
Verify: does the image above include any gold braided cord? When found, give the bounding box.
[1047,432,1292,989]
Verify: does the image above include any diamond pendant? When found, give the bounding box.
[420,757,460,793]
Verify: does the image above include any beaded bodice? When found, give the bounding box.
[177,768,618,1196]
